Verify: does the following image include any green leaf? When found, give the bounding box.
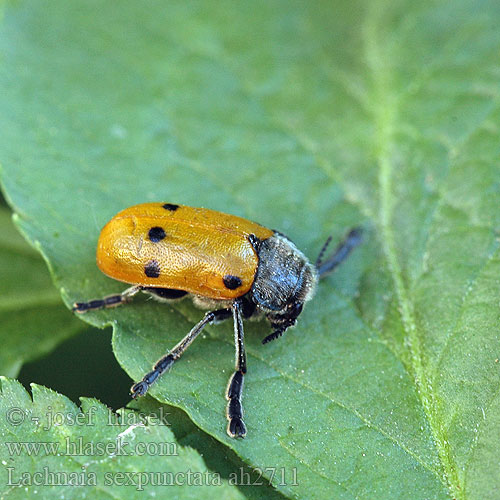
[0,377,243,499]
[1,1,500,499]
[0,207,84,376]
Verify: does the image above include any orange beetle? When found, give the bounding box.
[74,203,362,438]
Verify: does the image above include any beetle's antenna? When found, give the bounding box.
[317,228,363,279]
[315,235,333,269]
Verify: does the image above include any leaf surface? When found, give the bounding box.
[1,1,500,499]
[0,378,242,499]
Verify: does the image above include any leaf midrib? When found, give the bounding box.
[363,4,460,498]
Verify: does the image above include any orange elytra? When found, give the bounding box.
[96,203,274,299]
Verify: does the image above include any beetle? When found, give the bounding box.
[73,203,362,438]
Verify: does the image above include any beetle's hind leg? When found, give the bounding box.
[226,299,247,438]
[130,307,232,398]
[72,285,142,313]
[143,287,188,301]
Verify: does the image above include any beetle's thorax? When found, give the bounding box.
[250,233,318,318]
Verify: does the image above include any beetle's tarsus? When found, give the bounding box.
[227,417,247,438]
[130,381,149,398]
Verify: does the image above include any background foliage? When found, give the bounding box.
[1,1,500,499]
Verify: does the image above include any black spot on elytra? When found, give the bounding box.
[162,203,179,211]
[144,260,161,278]
[223,275,243,290]
[148,226,166,243]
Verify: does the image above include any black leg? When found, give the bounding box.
[130,308,232,398]
[262,329,284,344]
[226,299,247,438]
[72,285,142,313]
[263,302,303,344]
[143,287,188,300]
[316,228,363,279]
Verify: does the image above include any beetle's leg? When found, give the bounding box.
[72,285,142,313]
[142,287,188,301]
[262,302,303,344]
[316,228,363,279]
[130,308,232,398]
[226,299,247,438]
[262,329,285,344]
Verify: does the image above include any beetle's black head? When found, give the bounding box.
[249,233,318,333]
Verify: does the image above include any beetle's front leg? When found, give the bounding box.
[226,299,247,438]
